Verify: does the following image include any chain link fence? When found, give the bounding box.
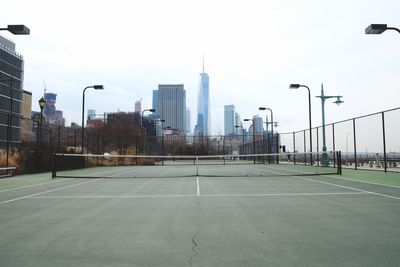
[1,107,399,174]
[280,107,400,172]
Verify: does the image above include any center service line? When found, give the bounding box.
[196,176,200,196]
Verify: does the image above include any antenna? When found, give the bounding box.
[42,80,47,97]
[202,54,205,74]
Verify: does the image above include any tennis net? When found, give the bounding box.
[52,151,342,179]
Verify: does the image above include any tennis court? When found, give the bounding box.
[1,157,399,266]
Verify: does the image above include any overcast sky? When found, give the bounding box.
[1,0,399,136]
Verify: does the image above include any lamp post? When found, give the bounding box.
[160,119,165,157]
[316,84,343,166]
[365,24,400,35]
[235,125,245,155]
[38,97,46,145]
[258,107,278,152]
[141,108,156,128]
[289,84,313,164]
[244,118,256,164]
[82,85,104,153]
[1,24,30,167]
[0,25,30,35]
[141,108,155,154]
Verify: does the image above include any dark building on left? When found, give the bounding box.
[0,35,27,146]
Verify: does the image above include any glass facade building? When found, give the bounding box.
[157,84,186,132]
[0,35,24,145]
[224,105,235,136]
[196,70,210,136]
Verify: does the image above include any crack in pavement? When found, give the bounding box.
[189,230,199,266]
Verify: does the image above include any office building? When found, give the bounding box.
[134,100,141,113]
[195,59,210,136]
[157,84,186,133]
[235,112,242,135]
[44,92,65,126]
[0,35,25,145]
[186,108,191,134]
[152,90,158,114]
[224,105,235,136]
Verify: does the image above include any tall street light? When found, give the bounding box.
[82,85,104,153]
[0,25,30,35]
[259,107,275,154]
[316,84,343,166]
[141,109,156,128]
[235,125,245,155]
[141,108,155,154]
[289,84,313,163]
[38,97,46,145]
[244,118,256,164]
[365,24,400,35]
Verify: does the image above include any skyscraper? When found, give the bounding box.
[157,84,186,132]
[195,58,210,136]
[44,93,65,126]
[235,112,242,135]
[152,90,158,114]
[186,108,191,134]
[224,105,235,136]
[134,100,141,113]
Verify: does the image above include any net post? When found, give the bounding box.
[196,156,199,176]
[337,151,342,175]
[51,153,57,179]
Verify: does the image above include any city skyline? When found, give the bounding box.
[1,0,399,136]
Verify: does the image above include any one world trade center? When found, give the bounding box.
[195,58,210,136]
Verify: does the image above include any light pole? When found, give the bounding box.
[38,97,46,145]
[259,107,276,158]
[244,118,256,164]
[141,108,156,128]
[316,84,343,166]
[141,108,155,154]
[235,125,245,155]
[1,24,30,167]
[365,24,400,35]
[289,84,313,164]
[160,119,165,157]
[0,25,30,35]
[82,85,104,153]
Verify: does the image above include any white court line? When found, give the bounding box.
[268,164,400,189]
[0,178,68,193]
[0,179,99,206]
[30,192,369,199]
[296,176,400,200]
[263,166,400,201]
[196,177,200,196]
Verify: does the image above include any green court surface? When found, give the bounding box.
[0,166,399,266]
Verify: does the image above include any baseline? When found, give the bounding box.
[30,191,369,199]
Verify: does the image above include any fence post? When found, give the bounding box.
[353,118,357,170]
[382,112,387,172]
[316,127,319,166]
[303,130,306,165]
[292,131,296,164]
[57,125,61,151]
[74,129,77,153]
[332,123,336,168]
[6,114,11,167]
